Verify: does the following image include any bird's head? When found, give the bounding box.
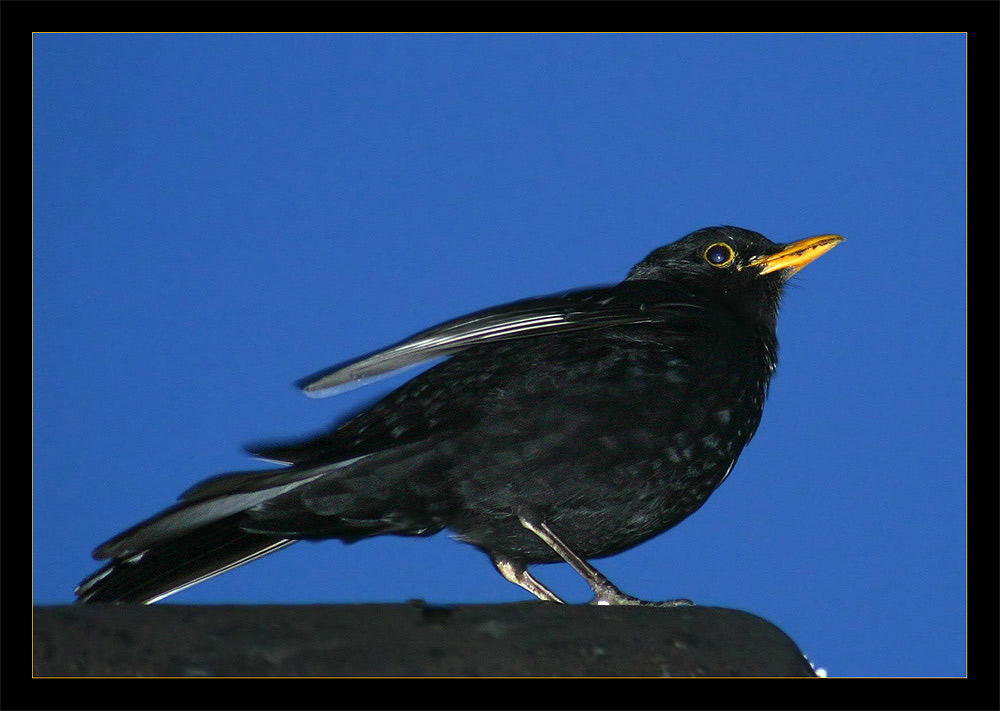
[627,226,844,324]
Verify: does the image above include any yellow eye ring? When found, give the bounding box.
[703,242,735,268]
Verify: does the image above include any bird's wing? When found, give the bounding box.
[299,282,702,398]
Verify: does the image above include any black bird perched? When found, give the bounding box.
[76,226,843,605]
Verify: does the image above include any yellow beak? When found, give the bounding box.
[746,234,845,276]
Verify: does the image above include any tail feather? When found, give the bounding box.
[75,450,447,602]
[75,516,296,603]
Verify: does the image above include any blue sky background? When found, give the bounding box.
[33,33,965,678]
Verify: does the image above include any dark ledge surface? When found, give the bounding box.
[33,602,818,677]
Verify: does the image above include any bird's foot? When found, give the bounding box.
[589,593,695,607]
[493,554,566,603]
[514,515,696,607]
[588,583,694,607]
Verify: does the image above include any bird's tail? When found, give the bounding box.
[74,515,296,603]
[74,464,336,604]
[74,441,456,603]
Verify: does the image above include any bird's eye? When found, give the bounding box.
[703,243,735,268]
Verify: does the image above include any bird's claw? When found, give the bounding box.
[589,589,695,607]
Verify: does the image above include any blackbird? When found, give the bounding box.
[75,226,843,605]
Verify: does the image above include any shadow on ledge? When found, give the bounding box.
[33,602,818,677]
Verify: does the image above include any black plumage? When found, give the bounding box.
[75,226,842,605]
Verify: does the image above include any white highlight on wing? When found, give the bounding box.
[299,287,700,399]
[302,312,574,397]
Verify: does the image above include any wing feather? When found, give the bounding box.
[299,282,702,397]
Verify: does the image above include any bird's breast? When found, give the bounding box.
[445,324,776,559]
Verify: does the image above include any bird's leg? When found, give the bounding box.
[492,555,565,603]
[516,516,642,605]
[517,515,693,608]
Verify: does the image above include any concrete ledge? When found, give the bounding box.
[33,602,817,677]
